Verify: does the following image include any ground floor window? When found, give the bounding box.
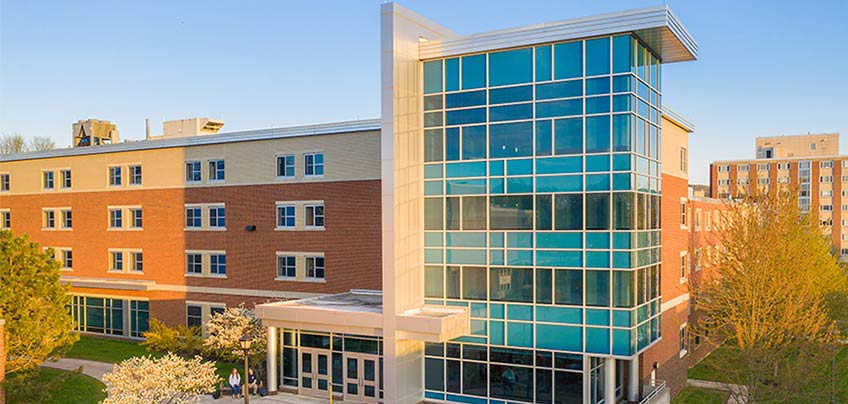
[68,295,149,338]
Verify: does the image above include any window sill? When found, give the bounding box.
[128,271,145,275]
[57,228,73,231]
[680,277,687,284]
[275,277,298,282]
[60,268,73,272]
[184,273,205,278]
[208,274,227,279]
[107,270,124,274]
[679,349,688,358]
[274,227,297,231]
[184,228,226,232]
[127,227,143,231]
[106,228,124,231]
[275,176,296,180]
[304,175,325,179]
[303,278,326,283]
[185,181,202,185]
[208,180,226,184]
[303,226,325,231]
[128,183,142,187]
[42,228,56,231]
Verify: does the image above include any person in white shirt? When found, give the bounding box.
[229,368,242,398]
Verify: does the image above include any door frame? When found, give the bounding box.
[343,352,381,403]
[299,348,332,398]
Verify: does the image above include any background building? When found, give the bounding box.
[710,132,846,258]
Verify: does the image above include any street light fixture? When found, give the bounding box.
[240,334,253,404]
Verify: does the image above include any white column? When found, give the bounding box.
[605,357,616,404]
[628,357,640,402]
[266,326,278,393]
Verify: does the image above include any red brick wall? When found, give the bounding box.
[3,179,382,328]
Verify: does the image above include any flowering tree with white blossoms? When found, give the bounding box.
[102,353,220,404]
[204,305,266,363]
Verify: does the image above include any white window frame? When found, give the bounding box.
[129,165,142,186]
[185,161,202,183]
[304,204,325,229]
[43,210,56,229]
[60,169,72,189]
[0,173,9,192]
[305,256,325,281]
[208,159,225,182]
[186,253,203,275]
[679,252,688,282]
[109,208,123,229]
[61,209,73,229]
[130,208,143,229]
[185,206,203,229]
[276,154,295,178]
[62,249,73,270]
[737,164,749,172]
[43,171,54,190]
[0,210,10,229]
[276,254,297,280]
[208,205,226,229]
[304,152,324,177]
[130,251,144,273]
[108,166,122,186]
[820,175,833,183]
[276,204,296,229]
[109,251,124,272]
[209,254,227,277]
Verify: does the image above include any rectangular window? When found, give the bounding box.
[62,250,73,269]
[821,160,833,169]
[680,147,687,174]
[185,207,202,228]
[187,305,202,328]
[0,173,9,191]
[757,163,769,171]
[130,208,143,228]
[679,325,688,355]
[186,253,203,274]
[680,254,687,280]
[305,204,325,228]
[277,255,296,278]
[778,162,790,170]
[0,211,9,229]
[44,210,55,228]
[43,171,54,189]
[277,205,295,228]
[209,207,226,228]
[210,254,226,276]
[208,160,225,181]
[62,210,72,229]
[737,164,749,172]
[185,161,202,182]
[61,170,72,188]
[717,165,730,172]
[108,166,122,186]
[679,201,687,227]
[821,205,833,212]
[820,176,833,183]
[718,179,730,186]
[822,190,834,197]
[758,178,769,185]
[305,256,325,280]
[109,209,123,228]
[778,177,790,184]
[276,155,295,178]
[304,153,324,176]
[129,165,142,185]
[110,251,123,271]
[694,209,701,230]
[131,252,143,272]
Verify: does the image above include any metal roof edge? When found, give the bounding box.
[662,104,695,133]
[1,118,381,163]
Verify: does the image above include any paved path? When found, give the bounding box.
[41,357,114,381]
[687,378,748,404]
[41,358,339,403]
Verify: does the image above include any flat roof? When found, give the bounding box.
[712,154,848,164]
[288,289,383,314]
[418,5,697,63]
[0,118,381,163]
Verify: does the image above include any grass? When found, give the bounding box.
[66,334,160,363]
[671,387,729,404]
[688,342,848,402]
[6,367,106,404]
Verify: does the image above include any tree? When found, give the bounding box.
[0,133,26,154]
[204,305,266,363]
[0,230,78,375]
[690,191,848,402]
[102,353,220,404]
[28,136,56,151]
[142,318,203,355]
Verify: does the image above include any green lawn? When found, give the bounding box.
[66,334,160,363]
[672,387,729,404]
[6,368,106,404]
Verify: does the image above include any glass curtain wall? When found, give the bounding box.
[422,34,663,403]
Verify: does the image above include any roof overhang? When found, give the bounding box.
[418,6,697,63]
[61,276,157,291]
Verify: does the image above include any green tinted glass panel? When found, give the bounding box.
[489,48,533,86]
[586,270,610,306]
[490,122,534,158]
[536,195,552,230]
[462,54,486,89]
[585,327,610,354]
[554,118,582,155]
[536,306,582,324]
[445,58,459,91]
[554,41,582,79]
[425,129,443,162]
[537,325,581,351]
[612,35,631,73]
[535,120,553,156]
[554,194,582,230]
[489,267,533,302]
[585,37,610,76]
[507,322,533,347]
[586,115,610,153]
[424,60,442,94]
[536,80,582,100]
[445,128,459,161]
[536,156,582,174]
[537,232,582,249]
[585,193,610,230]
[535,45,552,81]
[425,266,444,298]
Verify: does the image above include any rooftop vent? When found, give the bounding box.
[72,119,120,147]
[150,118,225,140]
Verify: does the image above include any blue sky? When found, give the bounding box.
[1,0,846,184]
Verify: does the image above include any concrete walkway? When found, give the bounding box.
[41,358,339,403]
[687,378,748,404]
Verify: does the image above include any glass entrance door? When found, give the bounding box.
[300,349,331,397]
[344,353,380,402]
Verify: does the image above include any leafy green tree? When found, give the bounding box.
[0,230,78,375]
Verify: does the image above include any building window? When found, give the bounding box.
[822,190,834,197]
[0,173,9,191]
[842,248,848,256]
[820,176,833,183]
[131,252,143,272]
[62,250,73,269]
[186,253,203,274]
[777,162,790,170]
[130,208,143,228]
[718,179,729,186]
[757,163,769,171]
[821,205,833,212]
[129,165,142,185]
[43,210,55,229]
[187,305,202,328]
[277,155,295,178]
[821,160,833,169]
[737,164,749,172]
[185,161,202,182]
[679,325,688,356]
[277,255,296,278]
[110,251,124,271]
[276,205,295,228]
[61,170,72,188]
[304,153,324,176]
[108,167,122,186]
[62,210,72,229]
[185,207,202,228]
[717,165,730,172]
[810,143,817,150]
[208,160,225,181]
[305,204,325,228]
[694,209,701,230]
[210,254,226,276]
[43,171,54,190]
[680,147,687,174]
[109,209,123,228]
[778,176,790,184]
[305,256,325,280]
[679,201,687,227]
[209,207,226,228]
[758,178,769,185]
[0,211,10,229]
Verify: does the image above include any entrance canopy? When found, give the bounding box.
[256,289,470,342]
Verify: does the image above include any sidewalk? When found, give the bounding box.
[687,378,748,404]
[41,358,337,403]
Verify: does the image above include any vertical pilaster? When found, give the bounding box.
[628,357,640,402]
[266,326,278,394]
[605,357,617,403]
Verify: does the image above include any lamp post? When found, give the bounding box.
[240,334,253,404]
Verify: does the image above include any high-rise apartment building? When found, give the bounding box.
[710,132,846,257]
[0,3,708,403]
